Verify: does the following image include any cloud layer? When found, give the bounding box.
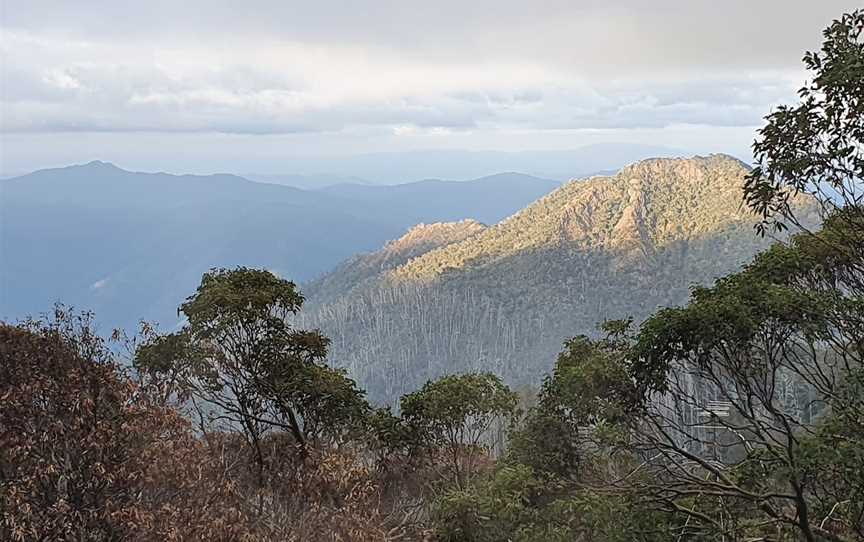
[1,0,860,177]
[3,0,856,137]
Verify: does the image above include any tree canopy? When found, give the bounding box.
[135,267,368,470]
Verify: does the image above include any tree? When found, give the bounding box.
[574,13,864,540]
[622,216,864,542]
[134,267,369,478]
[401,372,518,489]
[0,309,255,541]
[432,455,678,542]
[0,308,423,542]
[746,10,864,238]
[510,325,641,479]
[0,310,143,540]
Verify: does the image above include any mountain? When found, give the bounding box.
[298,155,818,403]
[232,144,685,184]
[306,219,488,307]
[0,161,395,331]
[319,173,560,227]
[0,162,558,330]
[243,173,374,190]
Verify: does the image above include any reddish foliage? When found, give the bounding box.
[0,315,431,541]
[0,318,252,540]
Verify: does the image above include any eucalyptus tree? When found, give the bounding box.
[135,267,369,478]
[401,372,518,488]
[620,12,864,533]
[746,9,864,245]
[627,221,864,541]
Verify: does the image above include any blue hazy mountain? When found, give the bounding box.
[242,173,375,190]
[319,173,560,226]
[243,144,684,184]
[0,161,558,330]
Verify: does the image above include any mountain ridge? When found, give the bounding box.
[0,161,560,331]
[305,219,489,307]
[382,154,753,282]
[299,154,817,402]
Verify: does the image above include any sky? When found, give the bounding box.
[0,1,860,177]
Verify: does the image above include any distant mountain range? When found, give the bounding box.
[0,162,557,330]
[242,173,375,190]
[228,143,684,187]
[298,155,819,403]
[319,173,560,227]
[2,154,809,406]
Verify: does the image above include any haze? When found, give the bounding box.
[1,0,858,178]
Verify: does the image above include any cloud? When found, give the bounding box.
[1,27,807,135]
[1,0,858,171]
[3,1,858,72]
[90,278,109,290]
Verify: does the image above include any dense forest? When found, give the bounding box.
[2,10,863,542]
[299,153,819,403]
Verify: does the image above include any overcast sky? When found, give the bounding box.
[1,1,859,176]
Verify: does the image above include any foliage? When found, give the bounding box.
[746,10,864,236]
[0,308,434,541]
[0,309,255,541]
[300,154,812,403]
[432,464,678,542]
[135,267,369,471]
[509,329,639,479]
[401,372,518,488]
[622,215,864,541]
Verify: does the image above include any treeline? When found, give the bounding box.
[0,276,521,541]
[2,10,864,542]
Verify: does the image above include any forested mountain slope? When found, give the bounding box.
[305,220,488,307]
[300,155,818,403]
[0,162,555,331]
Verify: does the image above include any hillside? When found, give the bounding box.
[305,219,488,306]
[318,173,559,227]
[299,155,819,403]
[0,161,394,331]
[0,162,556,331]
